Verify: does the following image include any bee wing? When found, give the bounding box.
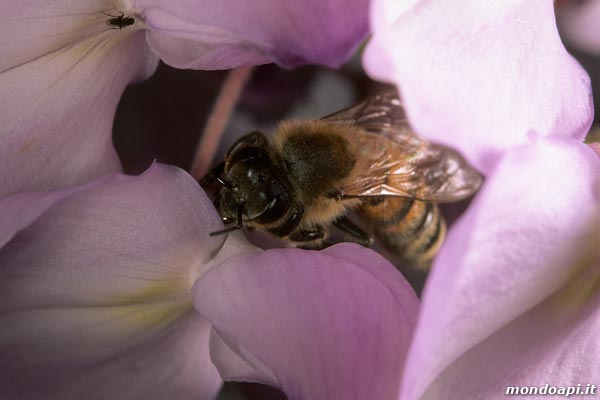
[322,92,482,202]
[321,91,409,133]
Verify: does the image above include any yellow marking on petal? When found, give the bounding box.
[82,298,193,339]
[556,260,600,311]
[124,301,193,332]
[553,222,600,312]
[115,279,189,303]
[103,275,195,331]
[553,215,600,312]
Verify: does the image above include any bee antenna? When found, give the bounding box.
[209,205,244,237]
[216,177,238,192]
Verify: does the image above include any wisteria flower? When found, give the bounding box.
[182,1,600,399]
[0,163,421,399]
[0,1,157,197]
[5,0,599,399]
[363,0,594,174]
[402,138,600,399]
[135,0,369,70]
[0,0,369,196]
[194,244,419,400]
[189,139,600,400]
[0,164,232,398]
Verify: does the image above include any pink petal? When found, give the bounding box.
[401,137,600,399]
[0,2,158,196]
[193,244,419,400]
[364,0,594,174]
[0,186,86,247]
[557,0,600,55]
[0,164,224,399]
[136,0,369,69]
[419,258,600,398]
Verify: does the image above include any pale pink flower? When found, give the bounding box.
[1,0,369,196]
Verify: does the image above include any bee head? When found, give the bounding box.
[219,132,291,225]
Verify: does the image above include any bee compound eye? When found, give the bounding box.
[269,180,286,197]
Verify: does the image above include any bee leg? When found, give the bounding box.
[298,242,329,250]
[333,217,373,247]
[325,190,367,201]
[209,205,243,236]
[288,226,325,242]
[289,226,330,250]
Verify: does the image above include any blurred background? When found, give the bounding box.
[111,5,600,397]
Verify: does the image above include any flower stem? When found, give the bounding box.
[191,66,254,180]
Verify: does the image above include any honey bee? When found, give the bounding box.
[201,92,482,268]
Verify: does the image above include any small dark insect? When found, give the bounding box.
[103,11,135,30]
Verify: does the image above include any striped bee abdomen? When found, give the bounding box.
[358,197,446,269]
